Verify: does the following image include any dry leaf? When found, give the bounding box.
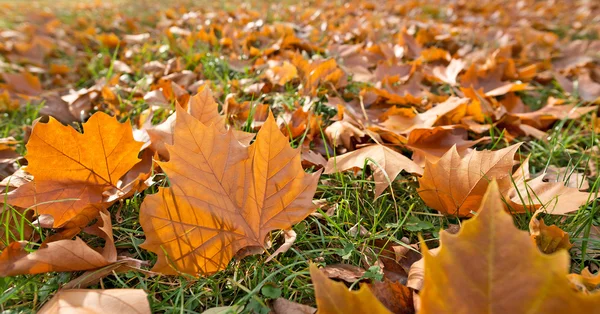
[381,97,468,134]
[405,127,488,167]
[38,289,150,314]
[529,209,572,254]
[265,230,297,262]
[568,268,600,294]
[369,279,415,314]
[325,144,422,197]
[419,181,600,313]
[0,209,115,276]
[417,144,520,216]
[140,108,320,275]
[147,86,253,160]
[7,112,144,227]
[309,263,391,314]
[321,264,366,283]
[506,171,591,215]
[271,298,316,314]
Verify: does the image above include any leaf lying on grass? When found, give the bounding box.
[140,107,320,276]
[418,181,600,313]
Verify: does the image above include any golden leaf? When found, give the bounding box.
[7,112,144,227]
[309,263,392,314]
[419,181,600,313]
[139,108,320,275]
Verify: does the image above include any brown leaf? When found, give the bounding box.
[325,120,366,150]
[271,298,316,314]
[265,60,298,86]
[417,144,520,216]
[321,264,366,283]
[529,209,572,254]
[265,230,296,262]
[514,99,597,130]
[0,137,21,180]
[309,263,391,314]
[1,71,42,96]
[431,59,465,86]
[418,181,600,313]
[506,173,591,215]
[369,279,415,314]
[0,209,115,276]
[38,289,151,314]
[139,109,320,275]
[405,127,488,167]
[381,97,468,134]
[325,144,422,197]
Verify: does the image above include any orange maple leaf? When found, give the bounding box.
[139,107,320,276]
[309,263,393,314]
[419,181,600,313]
[7,112,145,227]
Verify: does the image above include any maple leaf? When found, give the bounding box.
[369,279,415,314]
[529,209,572,254]
[512,98,597,130]
[419,181,600,313]
[265,60,298,86]
[431,59,465,86]
[0,136,21,180]
[568,268,600,294]
[404,127,488,167]
[324,144,422,197]
[1,71,42,96]
[146,86,254,160]
[38,289,151,314]
[139,107,320,276]
[417,144,520,216]
[0,209,115,276]
[505,157,591,215]
[380,97,468,134]
[7,112,145,227]
[309,263,392,314]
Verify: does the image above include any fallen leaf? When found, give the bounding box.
[0,209,115,276]
[431,59,465,86]
[404,127,488,167]
[325,120,366,150]
[271,298,316,314]
[265,61,298,86]
[266,230,297,262]
[506,173,591,215]
[419,181,600,313]
[369,279,415,314]
[381,97,468,134]
[568,268,600,294]
[514,100,597,130]
[38,289,150,314]
[0,137,21,180]
[309,263,391,314]
[544,166,589,190]
[321,264,366,283]
[147,86,253,160]
[325,144,422,197]
[1,71,42,96]
[140,108,320,275]
[7,112,143,227]
[417,144,520,216]
[529,209,572,254]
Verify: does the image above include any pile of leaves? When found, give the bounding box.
[1,0,600,312]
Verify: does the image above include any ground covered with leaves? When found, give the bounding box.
[1,0,600,313]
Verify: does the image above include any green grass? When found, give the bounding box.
[1,1,599,313]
